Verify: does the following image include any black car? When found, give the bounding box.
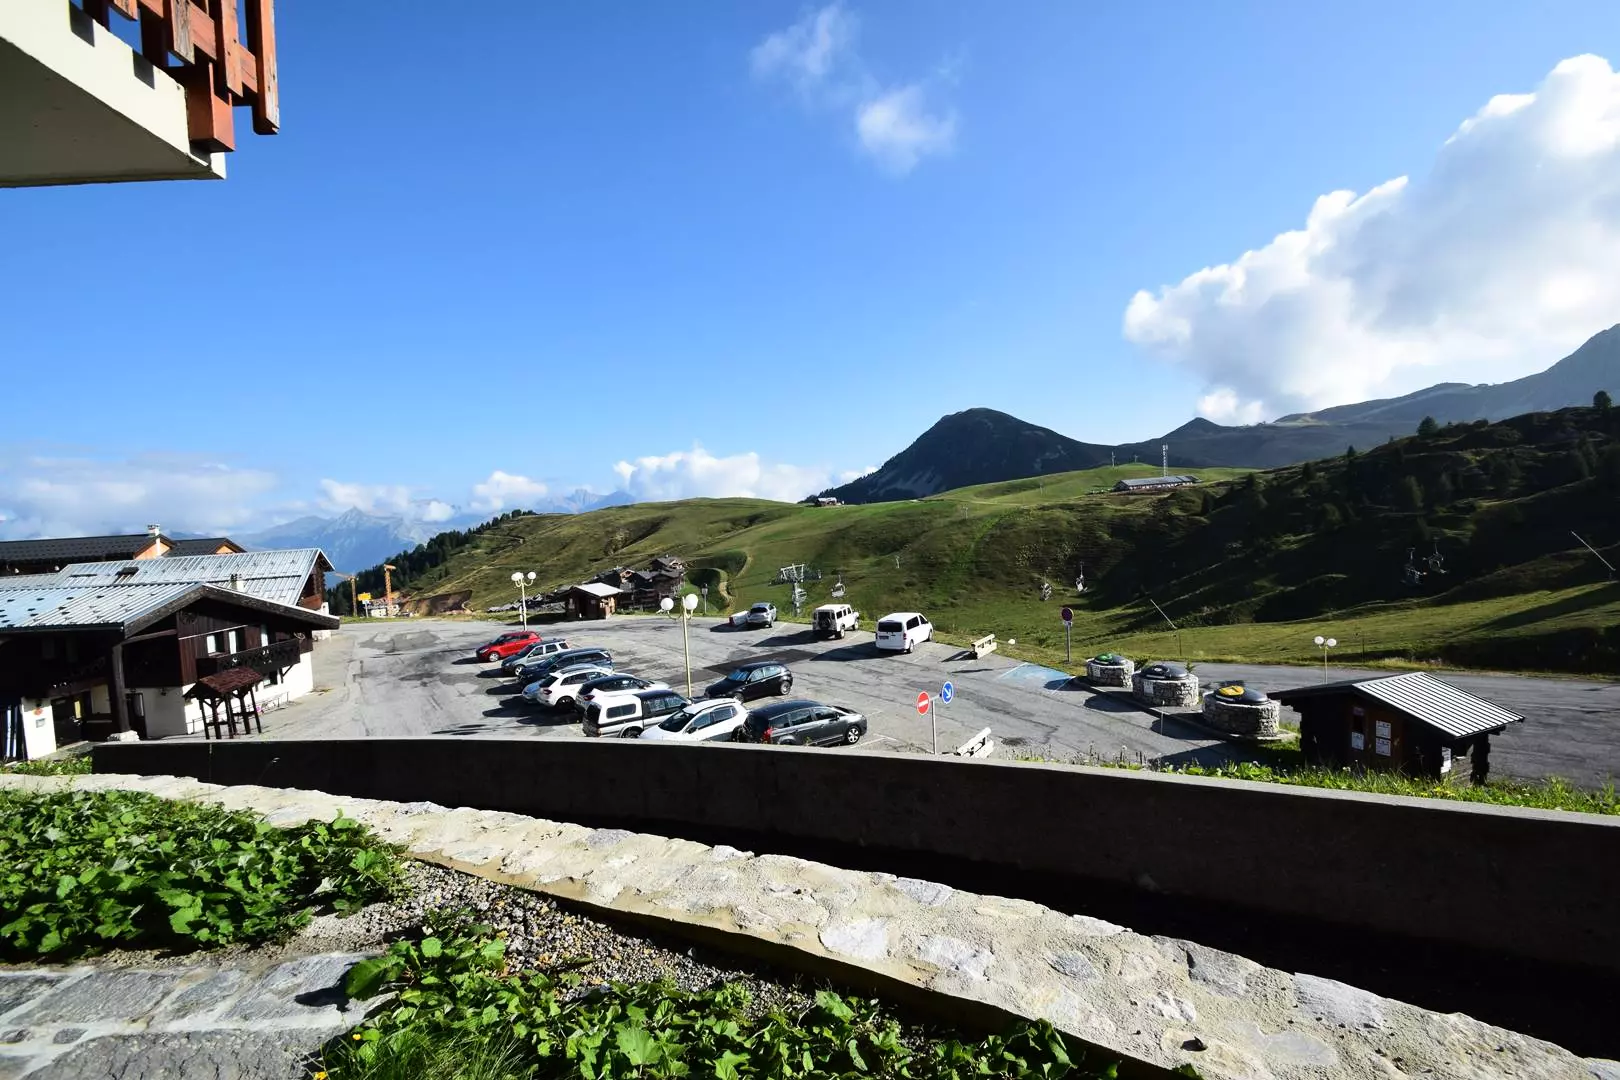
[736,699,866,746]
[574,673,668,714]
[705,661,793,701]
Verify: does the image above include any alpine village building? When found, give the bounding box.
[0,534,336,762]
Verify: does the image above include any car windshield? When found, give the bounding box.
[723,668,753,682]
[658,709,696,732]
[752,604,769,611]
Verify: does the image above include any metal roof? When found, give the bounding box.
[0,579,338,634]
[0,581,199,632]
[1116,475,1201,489]
[0,534,160,564]
[37,549,329,608]
[572,582,621,598]
[1271,671,1524,739]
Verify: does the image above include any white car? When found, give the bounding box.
[639,698,749,743]
[875,611,933,653]
[524,664,612,707]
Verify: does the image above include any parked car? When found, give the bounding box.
[574,674,670,715]
[735,699,867,746]
[583,688,690,738]
[502,637,572,673]
[639,698,749,743]
[524,664,613,708]
[812,603,859,639]
[517,646,613,684]
[475,630,540,662]
[874,612,933,653]
[704,660,793,701]
[744,602,777,628]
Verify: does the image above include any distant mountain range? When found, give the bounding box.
[238,489,633,572]
[824,324,1620,503]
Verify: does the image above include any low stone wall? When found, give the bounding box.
[1201,695,1283,740]
[89,737,1620,994]
[1131,671,1200,708]
[7,772,1610,1080]
[1084,658,1134,686]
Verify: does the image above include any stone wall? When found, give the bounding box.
[92,737,1620,983]
[1201,696,1283,740]
[1130,672,1200,708]
[1084,658,1134,686]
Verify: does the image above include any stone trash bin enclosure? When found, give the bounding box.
[1202,682,1284,740]
[1131,661,1200,708]
[1084,652,1135,687]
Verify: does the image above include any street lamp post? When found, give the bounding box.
[1313,635,1337,683]
[661,593,701,698]
[511,571,536,629]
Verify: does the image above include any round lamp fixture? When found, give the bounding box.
[683,593,699,612]
[1314,635,1325,646]
[1325,638,1337,648]
[659,597,675,613]
[526,571,536,583]
[510,572,523,584]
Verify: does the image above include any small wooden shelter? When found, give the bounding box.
[183,667,266,740]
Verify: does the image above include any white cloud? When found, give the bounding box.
[750,3,857,94]
[317,479,415,516]
[751,5,957,175]
[855,84,956,174]
[613,445,834,503]
[838,464,878,483]
[0,452,277,539]
[470,470,549,512]
[1123,54,1620,420]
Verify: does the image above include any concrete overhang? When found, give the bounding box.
[0,1,224,187]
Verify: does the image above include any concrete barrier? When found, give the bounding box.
[92,738,1620,983]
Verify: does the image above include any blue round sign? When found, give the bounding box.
[941,681,955,704]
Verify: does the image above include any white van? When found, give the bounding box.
[874,612,932,653]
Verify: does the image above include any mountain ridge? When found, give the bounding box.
[822,325,1620,503]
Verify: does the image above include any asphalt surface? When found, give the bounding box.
[266,617,1245,767]
[261,618,1620,785]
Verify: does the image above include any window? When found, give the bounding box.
[227,629,242,654]
[206,633,223,654]
[787,709,812,728]
[608,704,636,720]
[906,617,920,630]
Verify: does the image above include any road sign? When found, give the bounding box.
[1060,606,1073,625]
[916,691,931,715]
[940,680,954,704]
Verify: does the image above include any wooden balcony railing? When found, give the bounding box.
[197,637,300,679]
[82,0,278,152]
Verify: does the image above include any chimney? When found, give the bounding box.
[146,524,162,538]
[229,573,244,591]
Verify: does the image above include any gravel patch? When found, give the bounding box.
[5,861,821,1019]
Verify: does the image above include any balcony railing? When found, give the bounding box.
[198,638,300,680]
[82,0,279,152]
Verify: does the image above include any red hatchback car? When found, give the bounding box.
[475,630,541,662]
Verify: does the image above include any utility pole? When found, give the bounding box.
[1162,444,1168,477]
[383,564,396,617]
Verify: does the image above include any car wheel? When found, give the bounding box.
[620,727,642,739]
[779,677,792,695]
[556,696,573,709]
[845,726,862,745]
[905,640,914,654]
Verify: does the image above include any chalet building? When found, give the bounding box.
[1112,475,1201,493]
[1271,672,1524,782]
[0,526,244,576]
[0,549,335,762]
[591,559,686,609]
[567,583,621,620]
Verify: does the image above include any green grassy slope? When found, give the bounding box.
[384,410,1620,674]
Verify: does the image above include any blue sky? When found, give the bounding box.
[4,1,1620,535]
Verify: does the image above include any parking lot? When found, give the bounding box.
[265,616,1248,767]
[259,616,1620,784]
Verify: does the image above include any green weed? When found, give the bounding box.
[0,789,404,960]
[321,908,1121,1079]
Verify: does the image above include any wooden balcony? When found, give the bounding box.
[196,637,300,680]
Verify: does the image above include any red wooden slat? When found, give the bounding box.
[216,0,243,97]
[245,0,278,133]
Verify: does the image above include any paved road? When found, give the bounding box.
[260,619,1620,785]
[265,617,1244,768]
[1196,662,1620,787]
